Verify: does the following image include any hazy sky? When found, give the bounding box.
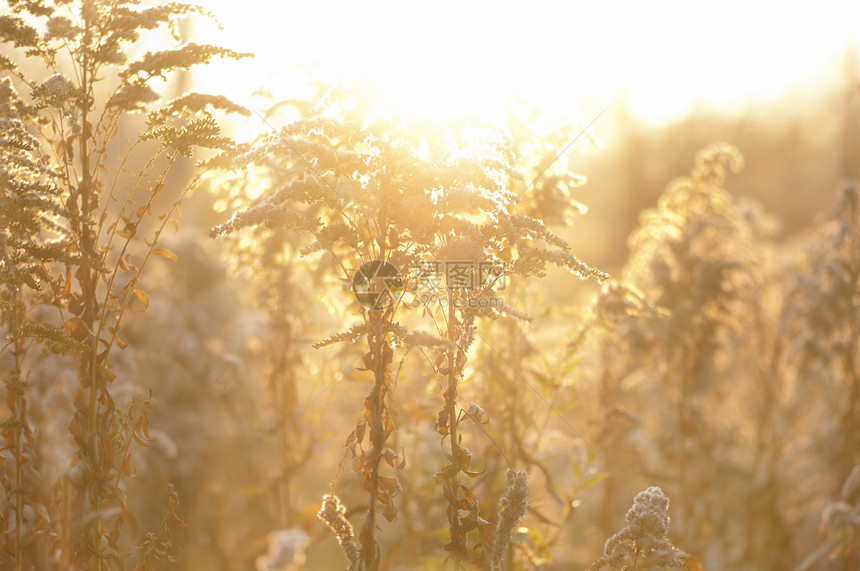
[194,1,858,126]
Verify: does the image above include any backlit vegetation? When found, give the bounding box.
[1,2,858,570]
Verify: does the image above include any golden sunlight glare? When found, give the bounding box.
[195,0,859,127]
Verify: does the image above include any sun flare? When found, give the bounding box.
[196,0,859,129]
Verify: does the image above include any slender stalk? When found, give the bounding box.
[362,309,387,571]
[445,294,461,567]
[75,10,105,567]
[841,195,860,491]
[8,291,24,571]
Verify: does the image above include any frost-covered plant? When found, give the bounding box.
[821,465,860,565]
[490,468,529,571]
[0,0,249,568]
[820,465,860,566]
[777,182,860,570]
[210,88,607,569]
[318,494,362,570]
[613,145,754,542]
[586,143,793,568]
[588,486,693,571]
[467,109,608,569]
[778,182,860,486]
[204,87,332,536]
[794,464,860,571]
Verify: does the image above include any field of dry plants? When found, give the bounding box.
[1,1,859,570]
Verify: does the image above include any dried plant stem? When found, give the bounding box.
[6,290,25,571]
[13,373,23,571]
[669,317,701,549]
[74,47,108,570]
[361,311,389,570]
[752,336,791,568]
[444,297,462,567]
[840,197,860,483]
